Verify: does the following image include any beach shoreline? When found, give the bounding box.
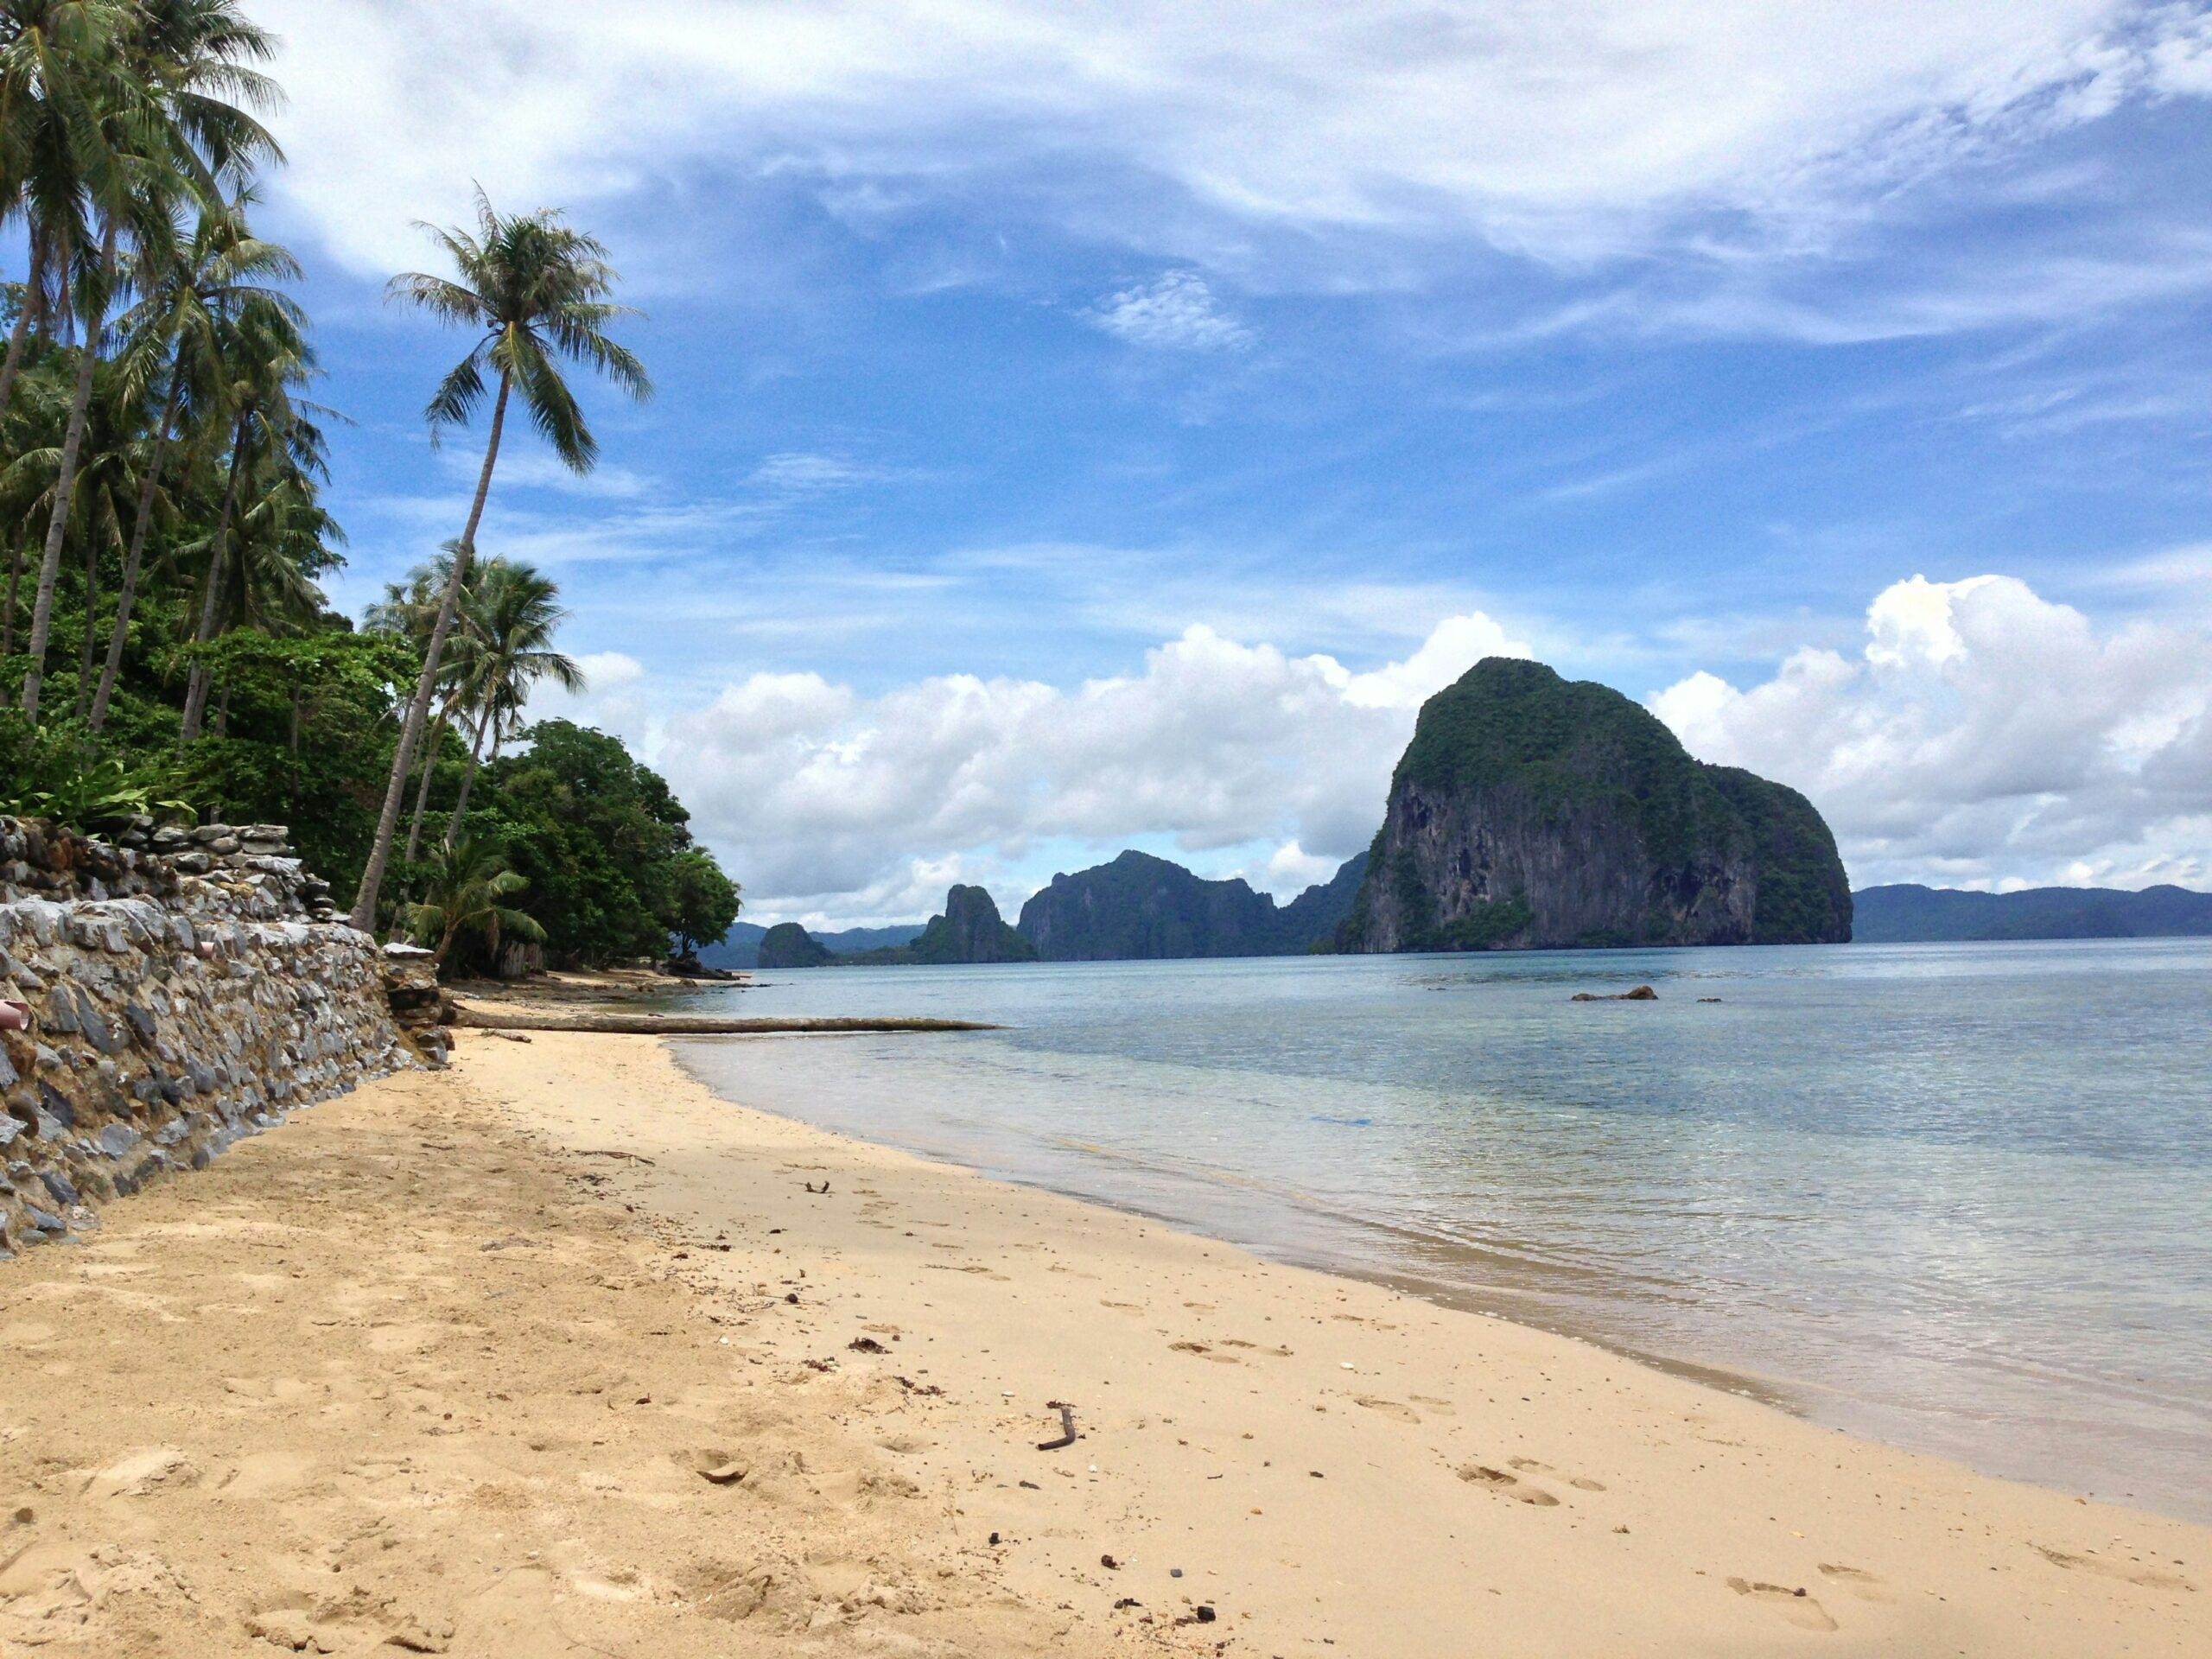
[2,1025,2204,1656]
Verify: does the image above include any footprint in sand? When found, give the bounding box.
[2031,1545,2196,1592]
[1457,1465,1560,1507]
[1817,1563,1891,1603]
[1353,1395,1421,1423]
[1408,1394,1456,1416]
[1100,1300,1145,1313]
[1169,1341,1241,1365]
[83,1446,200,1500]
[1726,1577,1839,1632]
[1508,1456,1606,1491]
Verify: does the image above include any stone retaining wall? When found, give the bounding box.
[0,816,412,1257]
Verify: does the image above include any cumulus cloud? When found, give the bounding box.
[1650,575,2212,889]
[262,2,2201,283]
[654,613,1529,912]
[1089,272,1251,351]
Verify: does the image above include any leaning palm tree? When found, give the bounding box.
[442,556,582,844]
[365,541,470,862]
[405,832,545,973]
[349,190,650,931]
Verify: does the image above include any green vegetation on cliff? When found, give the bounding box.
[1018,849,1367,961]
[759,922,836,968]
[1342,658,1851,952]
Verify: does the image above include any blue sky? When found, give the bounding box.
[251,2,2212,923]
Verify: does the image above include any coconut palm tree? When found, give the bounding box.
[184,466,336,734]
[365,542,471,862]
[406,832,545,972]
[15,0,278,721]
[350,190,650,931]
[177,288,322,738]
[443,556,581,844]
[0,0,123,416]
[90,197,298,729]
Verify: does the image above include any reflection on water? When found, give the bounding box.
[670,939,2212,1522]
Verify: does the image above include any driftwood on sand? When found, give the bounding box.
[452,1006,1000,1036]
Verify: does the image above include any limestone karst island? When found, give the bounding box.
[1,4,2207,1656]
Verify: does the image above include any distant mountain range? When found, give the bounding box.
[709,870,2212,969]
[1852,884,2212,943]
[696,921,925,970]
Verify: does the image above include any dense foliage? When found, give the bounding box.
[0,0,738,976]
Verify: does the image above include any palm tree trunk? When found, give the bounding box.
[350,372,512,931]
[289,686,302,751]
[0,228,42,419]
[213,680,230,738]
[20,217,117,723]
[72,533,99,719]
[179,416,251,741]
[90,367,184,732]
[404,711,445,862]
[3,530,22,658]
[444,707,491,849]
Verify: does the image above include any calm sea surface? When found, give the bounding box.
[668,941,2212,1522]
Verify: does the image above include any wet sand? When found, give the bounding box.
[1,1029,2204,1656]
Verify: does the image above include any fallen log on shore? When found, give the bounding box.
[452,1006,1000,1036]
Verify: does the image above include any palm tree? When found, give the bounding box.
[405,832,545,972]
[443,556,581,844]
[349,190,650,931]
[15,0,278,721]
[177,287,322,737]
[185,466,336,734]
[90,198,298,730]
[365,542,468,862]
[0,0,122,417]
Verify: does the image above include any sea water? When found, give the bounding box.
[670,940,2212,1522]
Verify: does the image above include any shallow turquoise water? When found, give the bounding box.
[670,940,2212,1522]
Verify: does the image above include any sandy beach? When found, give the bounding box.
[2,1027,2204,1657]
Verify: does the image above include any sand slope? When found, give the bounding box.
[1,1030,2204,1656]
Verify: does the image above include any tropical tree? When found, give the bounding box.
[15,0,280,721]
[90,197,299,729]
[0,0,122,416]
[350,189,650,931]
[176,285,322,737]
[443,555,580,844]
[405,831,544,971]
[664,848,741,958]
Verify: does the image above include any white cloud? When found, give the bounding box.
[263,2,2201,288]
[1089,272,1251,351]
[652,612,1529,911]
[1651,574,2212,889]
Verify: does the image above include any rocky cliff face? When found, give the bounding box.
[0,816,410,1256]
[906,885,1036,964]
[1017,849,1364,961]
[1338,660,1851,952]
